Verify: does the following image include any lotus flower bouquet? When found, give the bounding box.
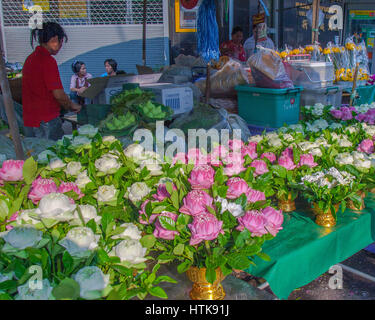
[297,167,365,226]
[138,152,282,293]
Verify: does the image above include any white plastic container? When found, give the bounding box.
[300,86,343,108]
[286,61,335,89]
[141,83,194,116]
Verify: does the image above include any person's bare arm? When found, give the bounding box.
[52,89,82,112]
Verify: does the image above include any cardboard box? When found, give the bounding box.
[81,73,162,104]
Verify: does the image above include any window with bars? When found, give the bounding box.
[1,0,164,27]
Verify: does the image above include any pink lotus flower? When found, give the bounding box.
[188,165,215,190]
[278,155,296,171]
[355,113,366,122]
[28,177,58,204]
[0,160,24,181]
[179,190,214,216]
[281,147,293,159]
[153,183,177,201]
[262,206,283,237]
[246,188,266,203]
[187,148,207,165]
[223,162,246,177]
[250,160,269,176]
[210,145,229,164]
[242,142,258,160]
[58,182,84,199]
[228,139,244,152]
[330,109,343,119]
[5,212,18,230]
[188,213,224,245]
[226,177,249,199]
[237,210,268,237]
[260,152,276,163]
[153,211,179,240]
[172,152,187,165]
[298,154,318,168]
[139,199,156,225]
[357,139,374,154]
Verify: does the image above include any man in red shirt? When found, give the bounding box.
[22,22,81,140]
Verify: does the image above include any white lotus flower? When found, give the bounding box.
[124,144,144,160]
[357,104,370,114]
[75,170,92,189]
[338,138,352,148]
[248,135,263,143]
[16,209,40,226]
[364,125,375,137]
[65,161,82,176]
[310,148,323,157]
[96,185,118,203]
[112,223,142,240]
[95,155,121,174]
[137,160,163,176]
[37,150,58,164]
[59,227,99,258]
[73,205,101,225]
[102,135,117,144]
[289,124,304,132]
[126,182,151,203]
[335,153,354,165]
[110,239,147,265]
[71,136,91,148]
[353,159,372,170]
[217,197,244,218]
[282,134,294,142]
[73,266,110,300]
[16,279,54,300]
[346,125,359,134]
[352,151,367,161]
[48,158,66,170]
[1,226,42,249]
[268,137,283,148]
[35,193,76,221]
[78,124,98,138]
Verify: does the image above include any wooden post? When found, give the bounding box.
[142,0,147,66]
[205,63,211,103]
[0,54,24,160]
[350,62,360,106]
[311,0,320,44]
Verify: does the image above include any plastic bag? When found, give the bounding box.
[0,97,24,132]
[0,135,55,160]
[194,58,249,97]
[248,46,294,89]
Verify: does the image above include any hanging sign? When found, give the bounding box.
[252,13,267,41]
[180,0,199,10]
[175,0,199,32]
[58,0,87,19]
[23,0,49,12]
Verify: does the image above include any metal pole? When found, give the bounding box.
[0,54,24,160]
[312,0,319,44]
[229,0,233,40]
[142,0,147,66]
[0,0,7,60]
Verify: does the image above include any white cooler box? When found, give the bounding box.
[141,83,194,116]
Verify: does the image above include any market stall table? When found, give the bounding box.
[245,194,375,300]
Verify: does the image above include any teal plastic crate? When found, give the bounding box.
[354,85,375,106]
[235,85,303,128]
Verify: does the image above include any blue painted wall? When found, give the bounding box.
[58,37,169,92]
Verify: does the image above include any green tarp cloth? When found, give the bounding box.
[245,194,375,300]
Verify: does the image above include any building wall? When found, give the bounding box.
[2,0,169,92]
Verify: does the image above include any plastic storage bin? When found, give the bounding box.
[86,104,112,126]
[354,85,375,106]
[299,86,343,108]
[235,85,303,128]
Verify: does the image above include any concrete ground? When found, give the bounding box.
[234,248,375,300]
